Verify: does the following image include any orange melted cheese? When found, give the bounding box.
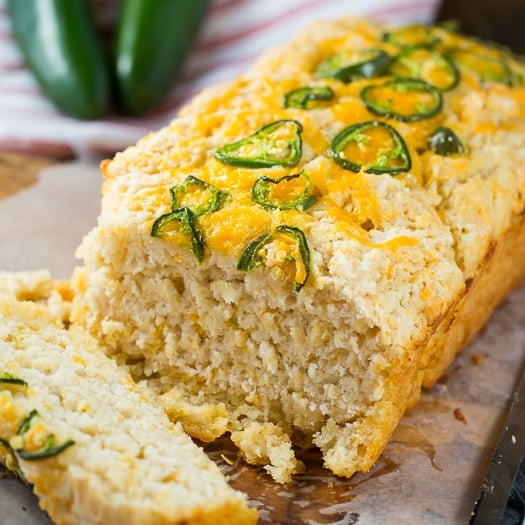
[201,206,272,256]
[144,19,525,273]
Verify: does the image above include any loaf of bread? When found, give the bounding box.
[71,18,525,483]
[0,293,257,524]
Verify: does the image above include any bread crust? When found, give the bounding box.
[71,17,525,482]
[420,209,525,390]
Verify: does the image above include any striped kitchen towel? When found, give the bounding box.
[0,0,440,160]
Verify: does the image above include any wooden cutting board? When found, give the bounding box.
[0,153,57,200]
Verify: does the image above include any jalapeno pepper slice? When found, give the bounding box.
[315,48,391,83]
[389,47,460,91]
[428,126,465,156]
[151,176,226,262]
[237,226,310,291]
[237,232,273,272]
[251,171,316,210]
[151,207,205,263]
[383,24,440,48]
[214,120,303,168]
[284,86,334,109]
[449,48,513,86]
[275,225,310,291]
[0,437,26,482]
[0,373,27,387]
[361,78,442,122]
[15,409,75,461]
[329,120,411,175]
[170,175,227,217]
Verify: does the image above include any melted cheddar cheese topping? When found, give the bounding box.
[144,20,525,288]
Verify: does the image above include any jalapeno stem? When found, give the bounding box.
[428,126,465,156]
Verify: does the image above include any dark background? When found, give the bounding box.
[436,0,525,53]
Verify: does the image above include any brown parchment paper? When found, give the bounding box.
[0,163,524,525]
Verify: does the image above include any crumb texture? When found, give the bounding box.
[0,294,257,525]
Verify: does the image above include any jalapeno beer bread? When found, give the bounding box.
[0,294,257,524]
[71,18,525,482]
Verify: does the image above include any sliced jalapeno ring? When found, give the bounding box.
[284,85,334,109]
[237,231,273,272]
[361,78,442,122]
[389,47,460,91]
[275,225,310,291]
[383,24,440,48]
[214,120,303,168]
[151,209,184,239]
[251,171,316,210]
[315,48,391,83]
[169,175,227,217]
[15,409,75,461]
[329,120,411,175]
[237,226,310,291]
[450,48,513,85]
[0,373,27,387]
[17,435,75,461]
[151,207,205,263]
[428,126,465,156]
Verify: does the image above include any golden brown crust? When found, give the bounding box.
[421,211,525,389]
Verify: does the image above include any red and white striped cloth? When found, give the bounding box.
[0,0,441,160]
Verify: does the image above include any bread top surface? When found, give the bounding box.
[97,17,525,282]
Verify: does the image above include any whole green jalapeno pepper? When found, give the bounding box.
[7,0,111,119]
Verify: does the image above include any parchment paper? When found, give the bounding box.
[0,163,524,525]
